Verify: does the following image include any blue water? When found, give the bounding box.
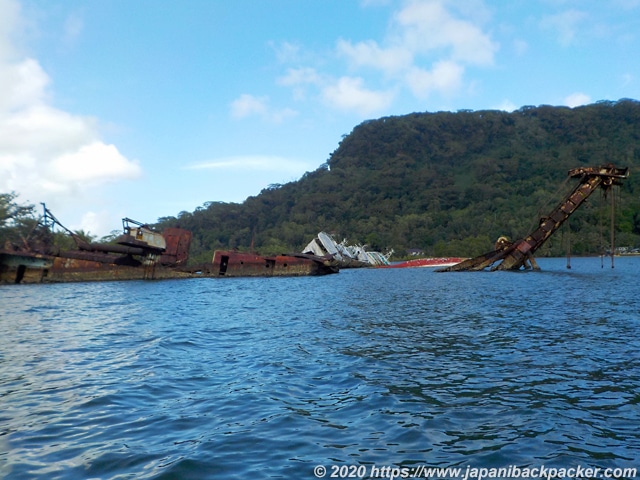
[1,257,639,479]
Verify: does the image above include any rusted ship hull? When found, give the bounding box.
[0,252,195,285]
[1,208,338,284]
[0,250,338,285]
[209,250,338,277]
[0,219,199,285]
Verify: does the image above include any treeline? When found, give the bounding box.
[155,99,640,263]
[0,192,96,252]
[3,100,640,262]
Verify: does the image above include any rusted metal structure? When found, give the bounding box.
[1,211,196,284]
[208,251,338,277]
[437,164,629,272]
[1,208,338,284]
[0,253,199,284]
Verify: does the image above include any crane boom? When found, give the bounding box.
[437,164,629,272]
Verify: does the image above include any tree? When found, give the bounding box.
[0,192,42,249]
[149,100,640,261]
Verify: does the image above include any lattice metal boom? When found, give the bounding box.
[437,164,629,272]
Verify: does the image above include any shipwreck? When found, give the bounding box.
[0,207,337,284]
[437,164,629,272]
[302,231,393,267]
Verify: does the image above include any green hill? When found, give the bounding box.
[156,99,640,262]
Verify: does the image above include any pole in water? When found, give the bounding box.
[566,219,571,269]
[610,187,615,268]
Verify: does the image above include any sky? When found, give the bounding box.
[1,0,639,237]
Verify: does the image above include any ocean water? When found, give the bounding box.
[1,257,639,479]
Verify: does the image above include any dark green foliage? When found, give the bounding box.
[0,192,43,249]
[152,99,640,260]
[0,194,102,252]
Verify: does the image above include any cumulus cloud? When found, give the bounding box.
[336,39,413,75]
[393,0,497,66]
[275,0,498,116]
[270,40,305,64]
[49,143,141,184]
[495,100,518,112]
[278,67,323,86]
[277,67,324,101]
[338,0,498,72]
[230,93,297,122]
[0,0,20,61]
[0,0,141,231]
[405,60,464,98]
[0,58,49,111]
[564,92,591,108]
[230,94,269,118]
[321,76,395,115]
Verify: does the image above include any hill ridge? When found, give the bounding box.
[156,99,640,262]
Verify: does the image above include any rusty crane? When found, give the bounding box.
[436,164,629,272]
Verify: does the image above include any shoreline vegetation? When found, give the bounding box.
[3,100,640,264]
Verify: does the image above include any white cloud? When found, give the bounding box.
[277,67,326,101]
[0,0,20,61]
[0,58,49,111]
[564,92,591,107]
[405,60,464,98]
[278,67,323,87]
[49,142,141,184]
[230,93,269,119]
[273,0,498,115]
[394,0,497,66]
[495,100,518,112]
[321,76,395,116]
[271,40,303,64]
[186,155,313,174]
[1,104,95,157]
[0,0,141,231]
[277,67,394,115]
[270,107,298,123]
[230,93,297,122]
[0,82,142,196]
[540,10,588,46]
[336,39,413,75]
[76,210,112,238]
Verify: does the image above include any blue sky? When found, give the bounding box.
[1,0,639,237]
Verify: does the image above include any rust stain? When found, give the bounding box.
[209,251,338,278]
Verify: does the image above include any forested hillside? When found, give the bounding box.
[157,99,640,262]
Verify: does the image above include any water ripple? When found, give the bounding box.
[1,258,639,478]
